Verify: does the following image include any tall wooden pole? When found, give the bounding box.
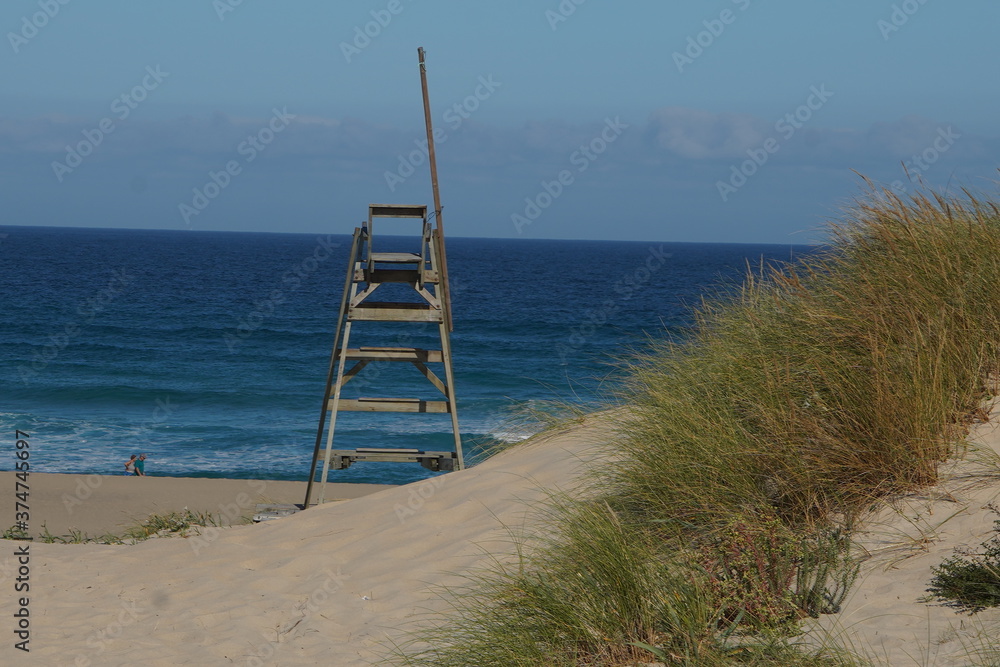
[417,47,453,331]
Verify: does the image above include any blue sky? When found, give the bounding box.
[2,0,998,242]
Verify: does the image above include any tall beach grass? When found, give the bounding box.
[615,186,1000,531]
[395,184,1000,666]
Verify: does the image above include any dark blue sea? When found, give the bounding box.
[0,226,811,485]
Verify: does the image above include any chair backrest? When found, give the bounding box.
[364,204,429,269]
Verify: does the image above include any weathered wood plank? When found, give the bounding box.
[355,447,422,453]
[370,252,422,263]
[369,204,427,218]
[348,302,442,322]
[330,448,457,471]
[341,347,443,363]
[355,269,429,284]
[331,397,450,413]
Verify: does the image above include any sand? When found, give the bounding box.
[0,472,390,540]
[6,405,1000,666]
[804,401,1000,666]
[0,418,607,665]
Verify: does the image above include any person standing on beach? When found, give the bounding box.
[124,454,137,475]
[134,454,147,476]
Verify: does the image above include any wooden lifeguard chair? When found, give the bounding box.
[302,203,462,506]
[302,46,459,509]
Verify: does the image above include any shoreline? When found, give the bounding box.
[0,471,393,539]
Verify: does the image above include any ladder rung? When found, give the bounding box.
[370,252,422,263]
[330,398,451,413]
[341,347,443,363]
[330,449,457,471]
[355,269,433,284]
[348,302,442,322]
[355,447,421,453]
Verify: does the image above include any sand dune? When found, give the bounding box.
[7,404,1000,665]
[805,402,1000,666]
[1,418,607,665]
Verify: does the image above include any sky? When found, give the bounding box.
[2,0,998,243]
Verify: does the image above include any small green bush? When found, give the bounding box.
[696,519,857,633]
[927,520,1000,613]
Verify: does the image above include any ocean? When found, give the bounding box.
[0,226,811,485]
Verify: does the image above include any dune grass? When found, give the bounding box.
[1,509,237,545]
[121,508,228,540]
[616,188,1000,533]
[395,497,859,666]
[394,184,1000,666]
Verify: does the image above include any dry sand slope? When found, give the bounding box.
[806,401,1000,666]
[9,404,1000,666]
[1,418,607,666]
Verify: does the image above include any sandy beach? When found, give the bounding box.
[0,473,391,540]
[0,418,607,665]
[3,405,1000,665]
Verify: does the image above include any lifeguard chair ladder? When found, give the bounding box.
[303,204,462,507]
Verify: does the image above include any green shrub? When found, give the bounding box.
[927,519,1000,613]
[696,519,857,634]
